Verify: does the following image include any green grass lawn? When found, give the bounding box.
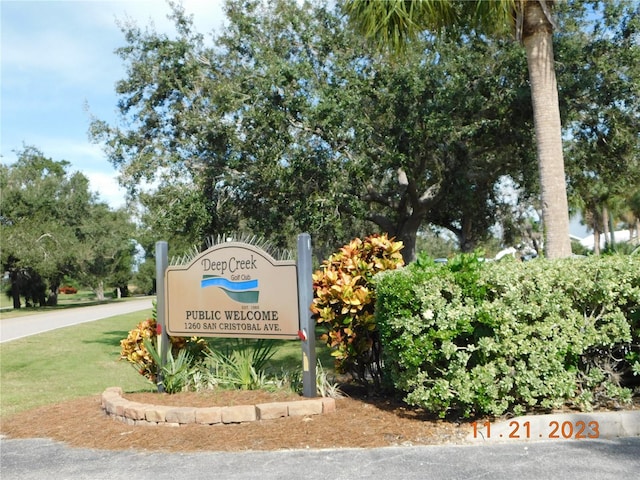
[0,308,333,418]
[0,294,12,310]
[0,310,155,418]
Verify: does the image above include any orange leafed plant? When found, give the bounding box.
[311,234,404,389]
[120,318,203,383]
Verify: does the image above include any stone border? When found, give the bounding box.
[101,387,336,426]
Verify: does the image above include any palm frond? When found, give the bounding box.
[343,0,454,52]
[343,0,521,52]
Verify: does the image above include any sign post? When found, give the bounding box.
[297,233,316,398]
[155,241,169,393]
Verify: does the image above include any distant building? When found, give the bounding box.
[578,230,636,251]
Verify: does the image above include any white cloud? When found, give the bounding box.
[3,7,111,87]
[3,1,225,90]
[2,135,105,167]
[86,0,226,37]
[85,171,127,208]
[4,30,89,76]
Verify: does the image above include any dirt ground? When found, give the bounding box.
[0,387,471,452]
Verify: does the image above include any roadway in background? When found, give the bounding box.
[0,298,154,343]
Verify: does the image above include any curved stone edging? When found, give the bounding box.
[101,387,336,426]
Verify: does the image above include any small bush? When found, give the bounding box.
[59,285,78,294]
[311,234,404,389]
[144,338,195,393]
[202,339,276,390]
[120,317,206,385]
[375,253,640,418]
[121,323,298,394]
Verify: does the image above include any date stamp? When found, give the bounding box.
[471,419,600,440]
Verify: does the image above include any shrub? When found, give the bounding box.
[59,285,78,294]
[120,318,158,382]
[311,234,404,389]
[375,253,640,418]
[120,316,206,385]
[202,339,276,390]
[144,338,195,393]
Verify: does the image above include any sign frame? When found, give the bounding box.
[164,241,299,340]
[156,234,317,396]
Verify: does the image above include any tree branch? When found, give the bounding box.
[364,186,394,209]
[365,212,395,234]
[418,182,442,206]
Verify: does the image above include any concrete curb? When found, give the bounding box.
[466,410,640,443]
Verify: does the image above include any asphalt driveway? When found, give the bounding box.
[1,436,639,480]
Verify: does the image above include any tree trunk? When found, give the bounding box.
[10,269,21,309]
[395,214,423,264]
[95,281,105,301]
[608,208,616,249]
[602,205,610,250]
[586,203,602,255]
[458,217,478,253]
[397,229,417,264]
[523,2,572,259]
[47,281,59,306]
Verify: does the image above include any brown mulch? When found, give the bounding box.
[0,388,471,452]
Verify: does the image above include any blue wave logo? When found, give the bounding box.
[201,275,259,303]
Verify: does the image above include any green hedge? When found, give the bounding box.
[374,254,640,418]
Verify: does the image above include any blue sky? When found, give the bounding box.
[1,0,225,208]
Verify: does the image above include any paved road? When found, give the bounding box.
[1,436,638,480]
[0,298,154,343]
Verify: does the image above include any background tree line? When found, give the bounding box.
[0,147,136,308]
[556,0,640,254]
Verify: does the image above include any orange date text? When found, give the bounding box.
[471,419,600,440]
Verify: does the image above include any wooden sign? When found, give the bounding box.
[165,242,299,339]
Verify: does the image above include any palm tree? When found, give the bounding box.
[344,0,573,259]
